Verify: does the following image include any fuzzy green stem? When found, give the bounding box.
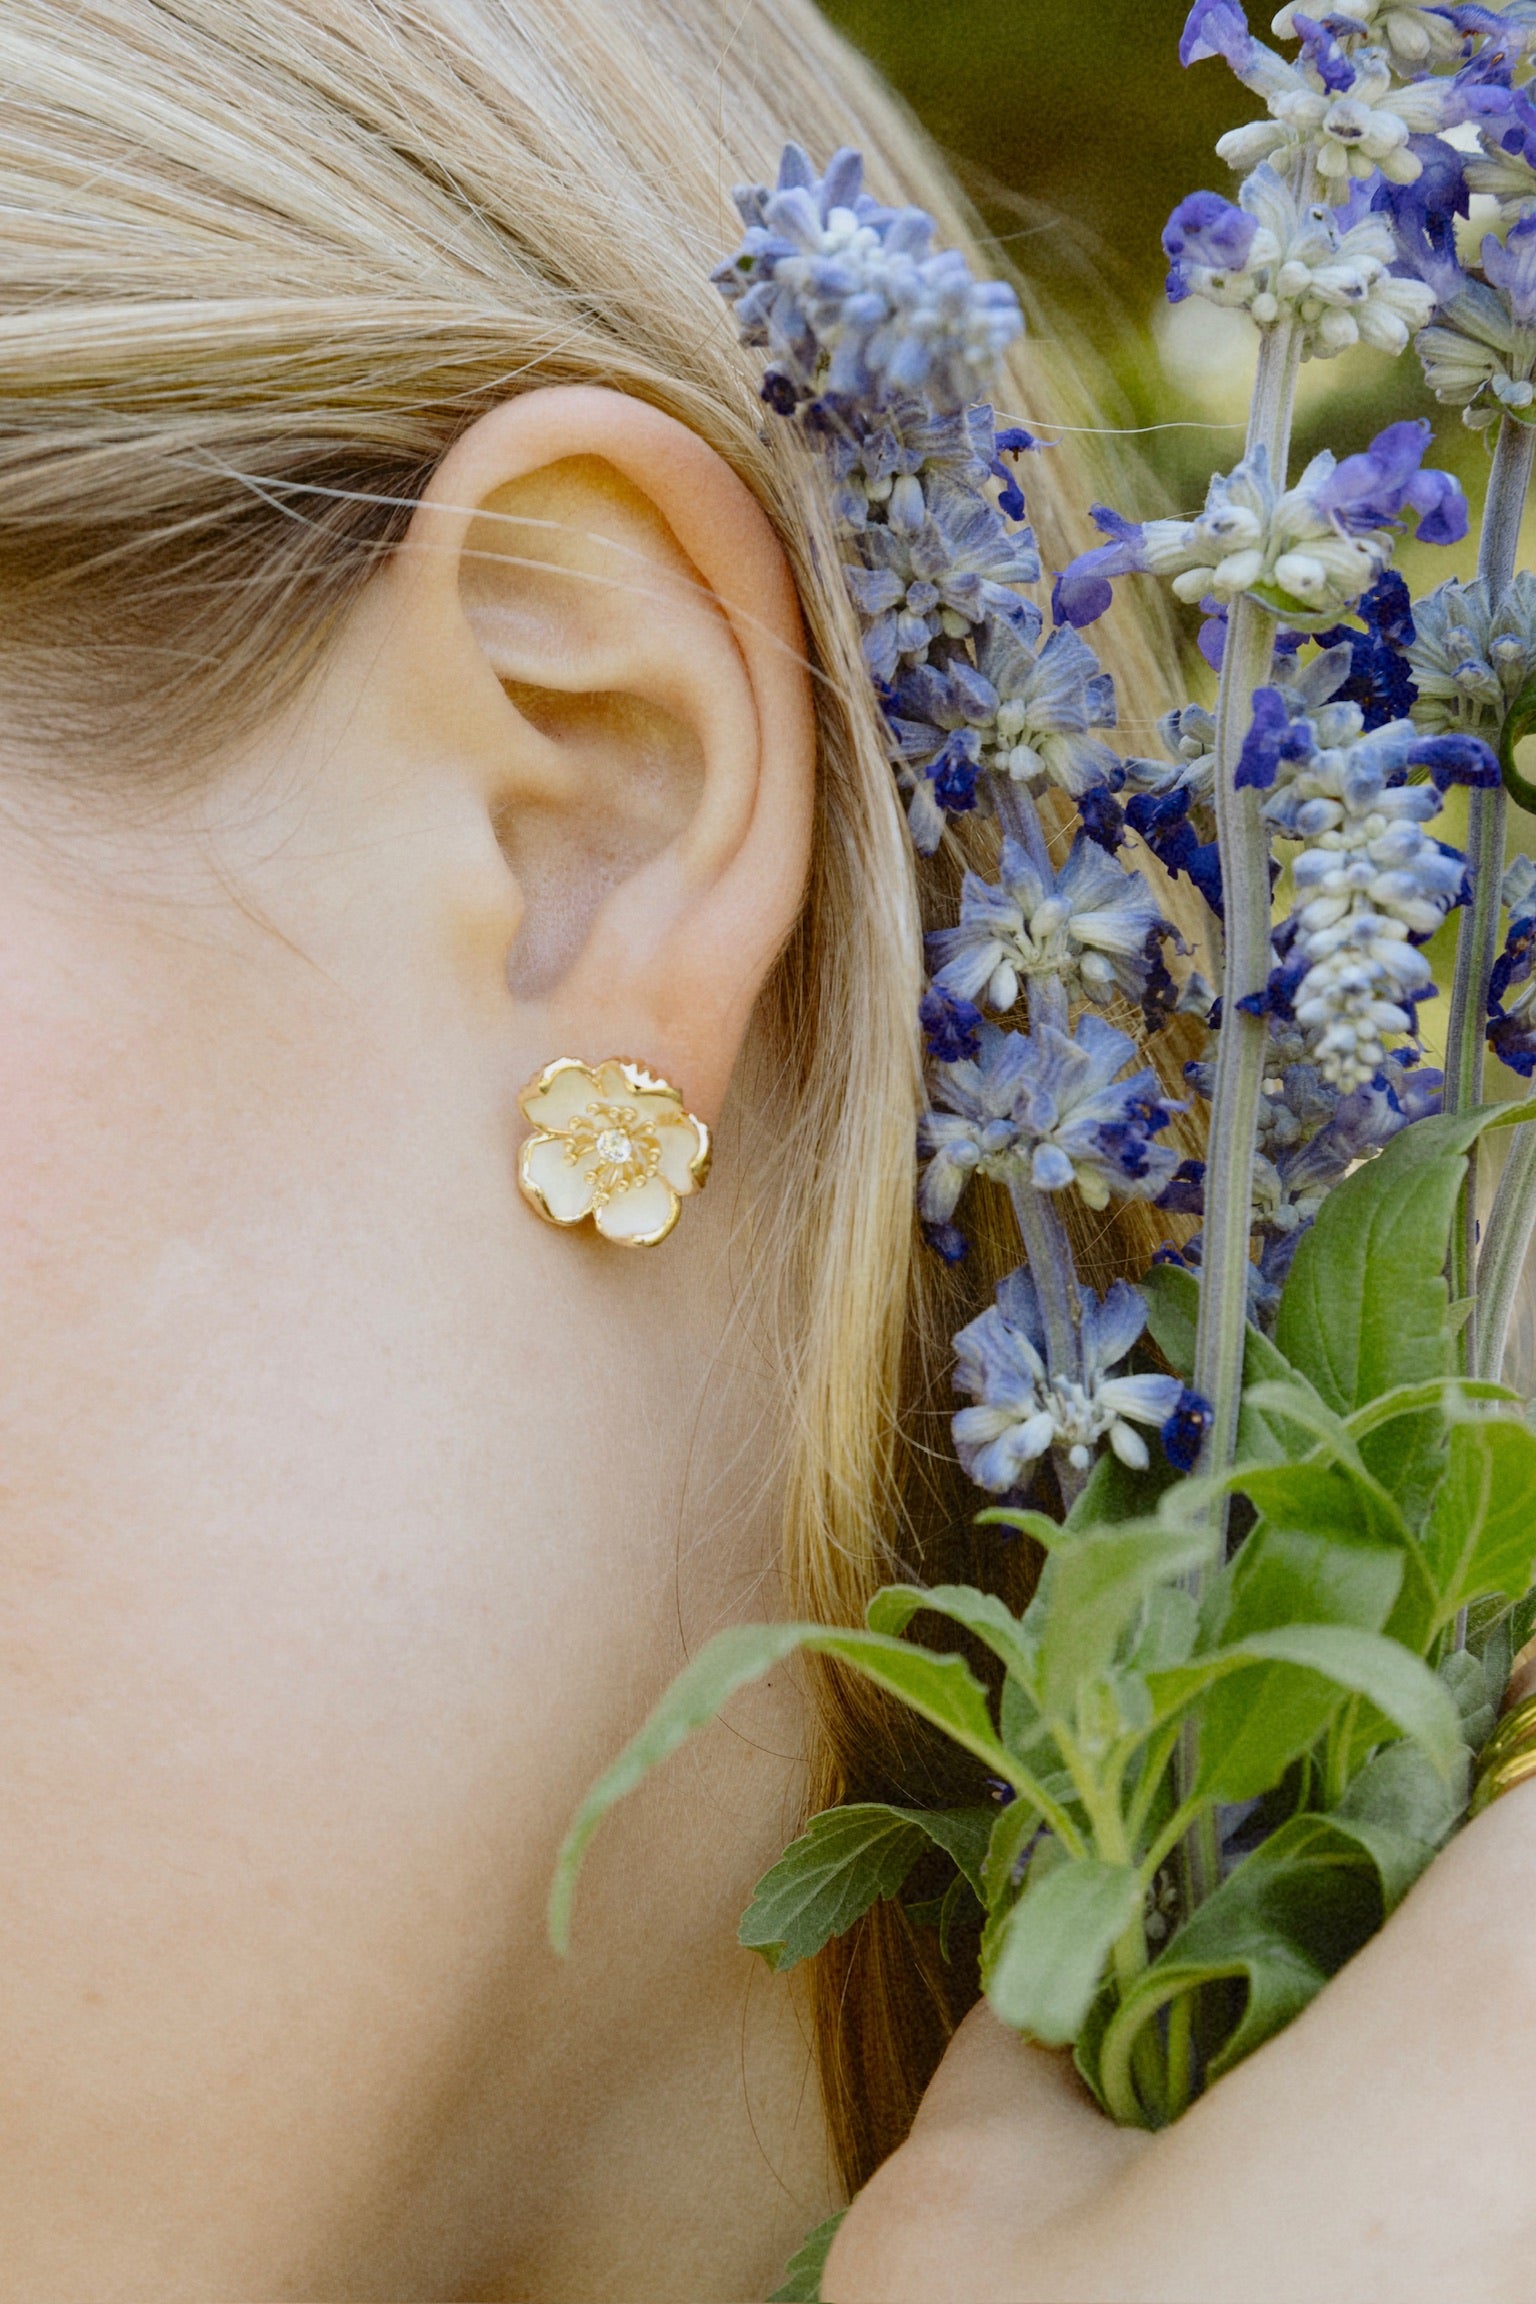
[1478,1120,1536,1379]
[1444,419,1536,1361]
[1189,591,1280,1472]
[1190,297,1306,1476]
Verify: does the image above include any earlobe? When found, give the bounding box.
[392,387,817,1125]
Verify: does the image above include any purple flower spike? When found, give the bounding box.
[1163,192,1259,304]
[1180,0,1254,70]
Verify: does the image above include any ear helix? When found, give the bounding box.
[516,1057,712,1248]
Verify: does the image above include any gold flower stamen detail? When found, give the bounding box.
[516,1058,711,1247]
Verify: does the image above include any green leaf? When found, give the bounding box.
[977,1505,1071,1549]
[1148,1621,1461,1802]
[769,2211,848,2304]
[1235,1333,1338,1467]
[1274,1120,1469,1414]
[1344,1378,1520,1442]
[1216,1521,1404,1641]
[1333,1742,1467,1909]
[1141,1267,1319,1465]
[1423,1416,1536,1628]
[550,1622,1012,1953]
[1139,1261,1199,1376]
[986,1859,1141,2046]
[550,1623,811,1953]
[1233,1459,1414,1557]
[1222,1625,1460,1779]
[1090,1816,1384,2112]
[1035,1519,1217,1718]
[1126,1584,1199,1673]
[1274,1106,1536,1511]
[867,1583,1036,1685]
[738,1803,993,1972]
[933,1871,985,1962]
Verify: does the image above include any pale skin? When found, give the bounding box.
[2,382,1535,2302]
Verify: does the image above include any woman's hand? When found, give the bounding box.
[825,1781,1536,2303]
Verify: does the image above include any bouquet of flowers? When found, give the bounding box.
[553,1,1536,2283]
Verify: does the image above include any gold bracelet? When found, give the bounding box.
[1470,1690,1536,1818]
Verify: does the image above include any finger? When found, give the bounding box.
[825,2006,1147,2304]
[910,2002,1112,2146]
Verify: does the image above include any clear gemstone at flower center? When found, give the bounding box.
[596,1128,633,1166]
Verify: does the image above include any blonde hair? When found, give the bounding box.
[0,0,1199,2194]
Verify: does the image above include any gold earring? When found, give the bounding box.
[516,1057,712,1248]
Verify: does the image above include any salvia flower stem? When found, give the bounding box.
[1179,311,1309,1931]
[1445,418,1536,1345]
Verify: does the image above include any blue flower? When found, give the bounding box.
[1126,786,1226,916]
[1309,569,1419,729]
[1257,705,1466,1086]
[1016,1015,1182,1207]
[1174,165,1436,356]
[1482,207,1536,327]
[918,1026,1037,1224]
[920,983,984,1063]
[714,143,1023,415]
[812,398,1027,534]
[1235,685,1319,790]
[1289,11,1354,92]
[1410,731,1502,789]
[847,480,1041,684]
[974,618,1121,795]
[1187,10,1493,186]
[1052,507,1151,629]
[1163,191,1260,303]
[1181,0,1259,71]
[927,833,1169,1013]
[952,1270,1185,1487]
[1078,784,1128,853]
[1275,1,1482,73]
[1056,429,1463,637]
[1160,1389,1215,1473]
[1488,856,1536,1072]
[919,1016,1181,1220]
[1314,419,1468,546]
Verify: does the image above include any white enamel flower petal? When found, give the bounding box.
[594,1059,643,1104]
[521,1062,603,1132]
[522,1133,600,1225]
[654,1113,707,1195]
[593,1174,679,1245]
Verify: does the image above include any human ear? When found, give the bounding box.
[382,385,817,1124]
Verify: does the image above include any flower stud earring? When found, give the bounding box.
[516,1057,712,1247]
